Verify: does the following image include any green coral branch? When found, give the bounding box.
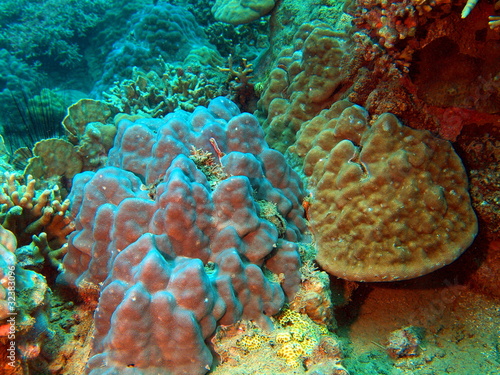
[461,0,479,18]
[461,0,500,30]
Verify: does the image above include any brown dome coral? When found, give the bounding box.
[289,101,478,282]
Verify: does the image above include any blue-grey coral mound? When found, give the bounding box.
[92,1,214,96]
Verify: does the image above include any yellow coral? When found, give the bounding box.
[213,311,342,372]
[275,331,292,343]
[236,333,269,351]
[277,342,304,368]
[273,309,330,368]
[277,309,309,329]
[290,101,478,282]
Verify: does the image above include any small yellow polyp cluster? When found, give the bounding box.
[275,331,292,343]
[213,310,343,372]
[274,309,328,368]
[236,332,269,352]
[289,100,478,282]
[277,341,304,368]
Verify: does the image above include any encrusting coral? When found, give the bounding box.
[278,308,349,374]
[23,138,83,183]
[62,98,118,171]
[211,309,347,374]
[0,224,53,370]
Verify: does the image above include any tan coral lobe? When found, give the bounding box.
[212,0,275,25]
[290,101,478,282]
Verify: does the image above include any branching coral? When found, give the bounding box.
[489,1,500,28]
[490,15,500,28]
[104,63,220,116]
[0,173,75,248]
[461,0,479,18]
[218,54,256,109]
[461,0,500,29]
[219,55,254,89]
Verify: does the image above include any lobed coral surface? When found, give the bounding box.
[59,97,308,374]
[290,100,478,281]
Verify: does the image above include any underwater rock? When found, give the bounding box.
[386,326,423,359]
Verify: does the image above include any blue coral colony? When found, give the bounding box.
[0,0,498,374]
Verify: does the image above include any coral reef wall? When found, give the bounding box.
[1,0,499,374]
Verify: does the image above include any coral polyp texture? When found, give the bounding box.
[58,97,307,374]
[212,0,275,25]
[92,1,214,96]
[211,309,346,374]
[256,21,348,152]
[289,100,478,282]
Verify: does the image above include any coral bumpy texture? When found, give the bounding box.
[289,100,478,282]
[58,97,307,374]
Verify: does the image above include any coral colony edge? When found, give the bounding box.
[0,0,499,374]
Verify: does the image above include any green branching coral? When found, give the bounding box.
[462,0,500,30]
[461,0,479,18]
[490,1,500,29]
[0,0,111,66]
